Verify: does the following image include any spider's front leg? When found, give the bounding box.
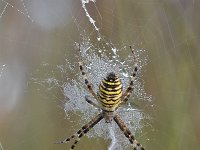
[77,44,99,101]
[121,46,138,104]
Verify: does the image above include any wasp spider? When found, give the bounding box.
[55,45,145,150]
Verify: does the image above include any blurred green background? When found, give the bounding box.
[0,0,200,150]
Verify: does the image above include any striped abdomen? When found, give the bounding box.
[98,72,122,111]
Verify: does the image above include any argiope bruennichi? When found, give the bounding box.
[55,45,145,150]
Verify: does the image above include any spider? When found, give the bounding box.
[55,45,145,150]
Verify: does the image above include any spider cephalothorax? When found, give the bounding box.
[55,45,145,150]
[105,72,119,81]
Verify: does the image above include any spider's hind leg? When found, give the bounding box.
[55,113,103,149]
[113,113,145,150]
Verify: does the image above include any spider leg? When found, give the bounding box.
[121,46,138,104]
[55,113,103,149]
[70,113,103,149]
[85,96,101,109]
[77,44,99,101]
[113,113,145,150]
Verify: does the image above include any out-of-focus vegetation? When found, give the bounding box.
[0,0,200,150]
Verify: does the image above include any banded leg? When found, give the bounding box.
[85,96,101,109]
[77,44,99,101]
[55,113,103,149]
[113,113,145,150]
[121,46,138,103]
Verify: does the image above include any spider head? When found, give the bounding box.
[106,72,119,81]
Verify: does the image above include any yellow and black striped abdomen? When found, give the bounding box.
[98,72,122,111]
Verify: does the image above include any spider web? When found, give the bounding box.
[0,0,33,22]
[25,1,152,149]
[30,1,153,148]
[0,1,153,150]
[62,1,152,149]
[0,64,6,78]
[62,33,151,150]
[2,0,199,150]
